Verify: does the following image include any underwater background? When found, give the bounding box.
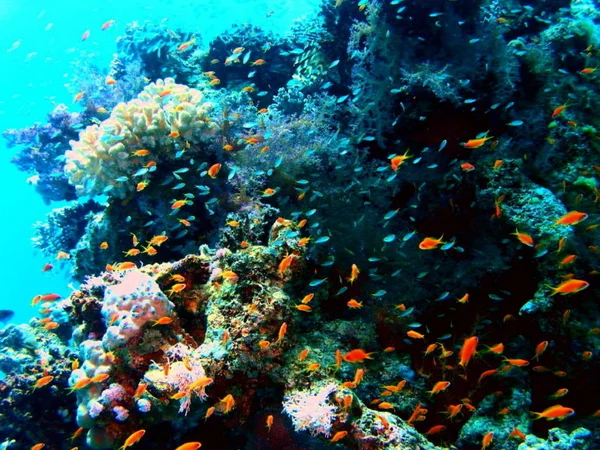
[1,0,600,449]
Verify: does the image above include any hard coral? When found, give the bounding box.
[65,78,218,198]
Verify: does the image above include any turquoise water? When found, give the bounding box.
[0,0,318,325]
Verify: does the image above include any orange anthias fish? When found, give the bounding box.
[101,20,116,31]
[555,211,588,226]
[419,235,445,250]
[347,264,360,284]
[177,38,196,52]
[33,375,54,390]
[278,255,295,274]
[428,381,451,395]
[118,429,146,450]
[208,163,222,178]
[546,279,589,295]
[531,404,575,420]
[533,340,548,360]
[407,330,425,339]
[175,443,202,450]
[343,349,375,363]
[462,134,494,149]
[266,415,273,432]
[459,336,479,367]
[512,229,534,247]
[390,150,412,171]
[549,388,569,399]
[482,431,494,450]
[425,425,446,436]
[330,431,348,443]
[552,103,568,118]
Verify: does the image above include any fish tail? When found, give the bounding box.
[544,284,558,296]
[530,411,542,420]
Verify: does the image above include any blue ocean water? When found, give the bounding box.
[0,0,318,325]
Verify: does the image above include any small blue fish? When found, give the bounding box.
[315,236,330,244]
[115,176,128,182]
[507,120,524,126]
[371,289,387,297]
[329,59,340,69]
[309,278,327,287]
[306,209,317,216]
[337,95,349,103]
[384,209,399,221]
[438,140,447,151]
[336,287,348,296]
[383,234,396,243]
[172,183,186,190]
[133,168,149,177]
[174,168,189,174]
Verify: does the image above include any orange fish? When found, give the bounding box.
[209,78,221,86]
[347,299,363,309]
[549,388,569,399]
[418,235,445,250]
[461,162,475,172]
[533,340,548,360]
[531,404,575,420]
[204,406,215,421]
[298,348,310,361]
[581,67,598,73]
[546,279,589,295]
[175,443,202,450]
[406,330,425,339]
[459,336,478,367]
[390,150,411,171]
[477,369,498,384]
[295,304,312,312]
[33,375,54,390]
[101,19,116,30]
[134,383,147,398]
[90,373,110,383]
[512,229,534,247]
[425,425,446,436]
[347,264,360,284]
[509,428,526,441]
[559,254,577,266]
[582,351,593,360]
[343,349,375,363]
[277,322,287,343]
[462,134,494,149]
[330,431,348,443]
[428,381,451,395]
[171,199,190,210]
[44,322,60,330]
[168,131,180,138]
[481,431,494,450]
[555,211,588,226]
[208,163,222,178]
[105,75,117,85]
[552,103,568,118]
[81,30,90,41]
[136,181,149,192]
[41,263,53,272]
[99,241,109,249]
[300,293,314,304]
[188,377,214,391]
[265,415,273,432]
[457,293,469,304]
[278,255,295,274]
[177,38,196,52]
[31,444,45,450]
[118,430,146,450]
[251,59,266,66]
[152,317,173,326]
[503,358,529,367]
[486,343,504,354]
[68,378,91,393]
[262,188,276,196]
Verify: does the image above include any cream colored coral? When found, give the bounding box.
[65,78,218,198]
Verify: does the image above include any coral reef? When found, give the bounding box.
[3,0,600,448]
